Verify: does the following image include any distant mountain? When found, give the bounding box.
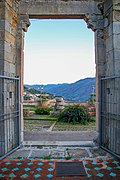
[25,77,96,102]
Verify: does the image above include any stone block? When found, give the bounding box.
[114,60,120,76]
[104,0,112,14]
[4,50,16,63]
[106,50,114,63]
[10,63,16,75]
[22,1,101,17]
[0,40,4,51]
[105,36,113,52]
[107,23,113,37]
[113,10,120,22]
[5,8,13,23]
[113,34,120,49]
[105,60,114,77]
[114,50,120,60]
[5,31,16,45]
[113,22,120,34]
[0,59,4,74]
[103,27,110,40]
[0,30,5,41]
[5,20,11,32]
[0,20,5,30]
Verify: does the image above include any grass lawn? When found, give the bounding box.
[24,114,57,121]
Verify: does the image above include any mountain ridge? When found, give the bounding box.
[25,77,96,102]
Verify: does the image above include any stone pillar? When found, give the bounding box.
[16,14,30,144]
[95,30,105,142]
[85,12,106,144]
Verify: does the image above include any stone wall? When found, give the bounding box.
[0,0,20,156]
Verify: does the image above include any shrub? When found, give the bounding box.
[58,105,89,124]
[23,109,30,117]
[35,107,53,115]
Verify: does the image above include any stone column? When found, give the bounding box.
[85,12,106,144]
[95,30,105,143]
[16,14,30,144]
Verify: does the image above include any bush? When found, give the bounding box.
[23,109,30,117]
[58,105,89,124]
[35,107,53,115]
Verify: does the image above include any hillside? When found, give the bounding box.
[25,77,96,102]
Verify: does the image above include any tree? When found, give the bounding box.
[88,93,96,104]
[58,105,89,124]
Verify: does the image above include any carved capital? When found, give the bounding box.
[85,14,104,31]
[84,14,108,39]
[19,14,30,32]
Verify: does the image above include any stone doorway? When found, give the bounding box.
[0,0,120,159]
[23,18,97,146]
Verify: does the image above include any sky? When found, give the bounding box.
[24,19,95,85]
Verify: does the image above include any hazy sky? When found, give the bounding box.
[24,19,95,85]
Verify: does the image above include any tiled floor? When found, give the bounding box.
[0,157,120,179]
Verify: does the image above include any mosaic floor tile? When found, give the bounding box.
[18,157,24,160]
[34,174,41,178]
[110,172,116,177]
[36,167,42,171]
[97,173,104,177]
[16,162,22,165]
[102,161,108,164]
[106,166,112,170]
[29,157,34,160]
[94,167,100,170]
[28,162,33,166]
[47,174,53,178]
[59,158,64,160]
[112,161,118,164]
[22,174,28,178]
[38,162,43,166]
[0,174,3,177]
[0,157,120,179]
[24,167,30,171]
[85,167,90,171]
[6,162,11,165]
[87,174,91,177]
[49,162,53,166]
[84,162,87,165]
[9,173,16,178]
[50,158,55,161]
[1,167,7,171]
[92,161,97,165]
[13,167,19,171]
[48,168,54,171]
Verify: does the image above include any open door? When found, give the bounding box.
[101,76,120,158]
[0,75,21,159]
